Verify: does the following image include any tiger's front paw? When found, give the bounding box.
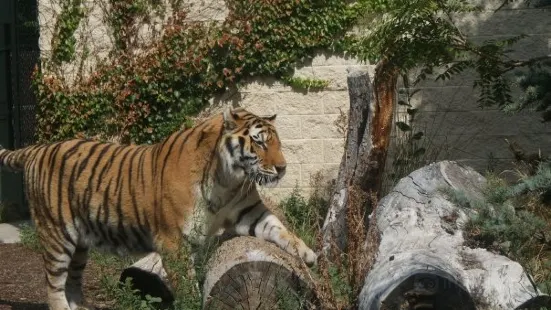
[299,243,318,267]
[285,238,318,267]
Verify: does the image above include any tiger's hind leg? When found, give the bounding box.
[66,245,92,310]
[38,228,77,310]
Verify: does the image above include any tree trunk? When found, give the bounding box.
[322,61,398,253]
[202,236,315,310]
[119,252,175,307]
[358,161,551,310]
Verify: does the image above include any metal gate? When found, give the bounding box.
[0,0,39,216]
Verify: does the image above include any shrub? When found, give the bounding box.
[447,160,551,294]
[35,0,362,144]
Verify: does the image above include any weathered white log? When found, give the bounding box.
[359,161,551,310]
[202,236,315,310]
[119,252,175,307]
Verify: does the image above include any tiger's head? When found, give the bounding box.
[219,107,286,186]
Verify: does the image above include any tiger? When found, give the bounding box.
[0,107,317,310]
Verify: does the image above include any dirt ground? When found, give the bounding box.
[0,243,113,310]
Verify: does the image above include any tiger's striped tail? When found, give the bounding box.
[0,145,27,171]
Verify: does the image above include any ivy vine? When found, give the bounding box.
[34,0,363,144]
[51,0,84,65]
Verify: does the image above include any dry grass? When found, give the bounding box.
[278,172,378,310]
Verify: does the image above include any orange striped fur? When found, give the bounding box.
[0,108,316,310]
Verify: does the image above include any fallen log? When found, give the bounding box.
[202,236,315,310]
[119,252,175,307]
[359,161,551,310]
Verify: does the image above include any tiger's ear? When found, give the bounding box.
[263,114,277,123]
[223,107,238,131]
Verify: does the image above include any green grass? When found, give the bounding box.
[19,223,42,251]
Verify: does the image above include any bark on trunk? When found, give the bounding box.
[202,236,315,310]
[119,252,175,307]
[358,161,551,310]
[322,61,398,253]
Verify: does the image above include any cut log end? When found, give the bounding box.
[204,260,311,310]
[379,272,475,310]
[203,236,315,310]
[119,252,175,307]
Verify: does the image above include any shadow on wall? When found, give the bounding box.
[387,0,551,183]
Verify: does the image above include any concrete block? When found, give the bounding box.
[323,91,351,114]
[300,163,339,187]
[259,187,308,202]
[274,92,325,115]
[275,163,301,188]
[456,9,551,37]
[294,65,371,90]
[401,109,551,137]
[282,140,324,164]
[324,139,345,163]
[421,132,551,160]
[302,115,343,139]
[238,77,290,93]
[274,115,302,140]
[239,92,280,115]
[308,51,366,66]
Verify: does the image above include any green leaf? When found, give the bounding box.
[396,121,412,131]
[406,108,417,116]
[413,147,426,157]
[398,100,411,106]
[412,131,424,140]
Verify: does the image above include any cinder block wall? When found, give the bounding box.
[393,1,551,179]
[37,0,551,201]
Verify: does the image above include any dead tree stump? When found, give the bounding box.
[202,236,315,310]
[322,62,398,254]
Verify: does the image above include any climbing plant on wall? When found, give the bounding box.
[34,0,363,144]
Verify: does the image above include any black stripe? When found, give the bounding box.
[67,154,81,227]
[130,226,151,251]
[45,143,63,222]
[238,136,245,157]
[113,149,136,247]
[68,273,84,281]
[45,276,64,291]
[46,266,69,277]
[261,221,269,234]
[69,262,87,270]
[96,146,124,191]
[127,148,142,229]
[236,200,261,225]
[83,144,112,207]
[225,137,234,156]
[137,146,147,191]
[77,143,101,176]
[196,130,206,149]
[43,249,66,263]
[248,210,268,236]
[57,141,88,246]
